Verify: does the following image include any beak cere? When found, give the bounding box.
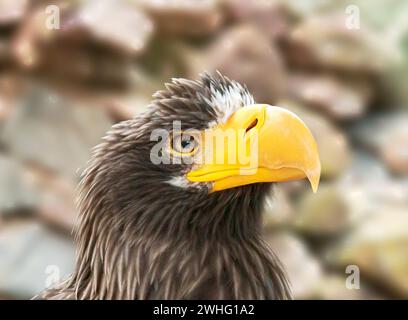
[187,104,321,193]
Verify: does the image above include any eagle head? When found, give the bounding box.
[50,72,320,300]
[87,72,319,198]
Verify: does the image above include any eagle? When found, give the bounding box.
[37,73,320,300]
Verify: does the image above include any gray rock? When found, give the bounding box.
[0,220,74,298]
[351,112,408,175]
[0,154,77,230]
[0,155,40,214]
[266,231,323,299]
[337,151,408,225]
[1,85,113,180]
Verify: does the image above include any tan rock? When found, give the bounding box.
[294,184,350,236]
[286,15,388,74]
[24,165,77,231]
[222,0,292,40]
[0,0,28,25]
[327,210,408,298]
[380,135,408,175]
[288,73,372,120]
[138,0,222,37]
[198,25,286,104]
[76,0,154,55]
[11,5,58,69]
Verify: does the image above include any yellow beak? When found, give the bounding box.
[187,104,321,192]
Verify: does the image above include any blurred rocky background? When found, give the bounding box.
[0,0,408,299]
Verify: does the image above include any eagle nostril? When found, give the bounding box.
[245,118,258,133]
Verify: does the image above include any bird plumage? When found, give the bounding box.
[37,73,292,300]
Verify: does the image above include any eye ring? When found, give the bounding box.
[170,131,199,157]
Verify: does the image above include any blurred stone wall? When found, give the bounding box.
[0,0,407,299]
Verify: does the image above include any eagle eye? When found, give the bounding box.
[170,132,199,157]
